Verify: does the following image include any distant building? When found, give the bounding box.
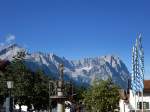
[119,80,150,112]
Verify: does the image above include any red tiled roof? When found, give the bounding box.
[144,80,150,92]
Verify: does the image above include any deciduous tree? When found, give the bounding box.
[83,79,120,112]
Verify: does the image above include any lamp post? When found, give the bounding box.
[7,81,13,112]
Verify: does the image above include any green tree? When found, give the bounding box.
[0,71,6,105]
[83,79,120,112]
[74,85,86,103]
[32,69,49,111]
[0,60,11,105]
[4,59,32,111]
[5,61,51,111]
[0,51,52,111]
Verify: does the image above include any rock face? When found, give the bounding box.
[0,44,130,89]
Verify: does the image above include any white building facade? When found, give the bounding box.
[119,80,150,112]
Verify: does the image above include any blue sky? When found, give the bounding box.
[0,0,150,79]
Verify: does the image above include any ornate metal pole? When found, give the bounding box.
[50,64,66,112]
[49,81,52,112]
[57,64,65,112]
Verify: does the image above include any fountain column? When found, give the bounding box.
[57,64,65,112]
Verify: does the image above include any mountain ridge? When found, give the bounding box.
[0,44,130,89]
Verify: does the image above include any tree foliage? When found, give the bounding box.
[83,79,120,112]
[32,69,49,110]
[0,59,50,110]
[0,57,121,112]
[0,71,6,105]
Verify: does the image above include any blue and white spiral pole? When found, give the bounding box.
[131,34,144,112]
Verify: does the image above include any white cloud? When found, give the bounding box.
[5,34,16,43]
[0,34,16,47]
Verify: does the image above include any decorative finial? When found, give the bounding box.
[59,64,64,80]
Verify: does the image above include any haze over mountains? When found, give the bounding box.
[0,44,130,89]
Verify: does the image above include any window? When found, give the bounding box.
[137,102,149,109]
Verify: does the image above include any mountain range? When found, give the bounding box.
[0,44,130,89]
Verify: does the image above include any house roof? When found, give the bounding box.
[144,80,150,92]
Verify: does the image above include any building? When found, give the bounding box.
[119,80,150,112]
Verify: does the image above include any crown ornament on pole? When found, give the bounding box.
[59,64,64,81]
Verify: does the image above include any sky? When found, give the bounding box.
[0,0,150,79]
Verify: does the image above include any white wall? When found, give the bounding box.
[119,99,130,112]
[119,90,150,112]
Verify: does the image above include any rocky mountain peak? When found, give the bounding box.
[0,44,130,89]
[0,44,24,60]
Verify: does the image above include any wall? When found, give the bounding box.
[119,90,150,112]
